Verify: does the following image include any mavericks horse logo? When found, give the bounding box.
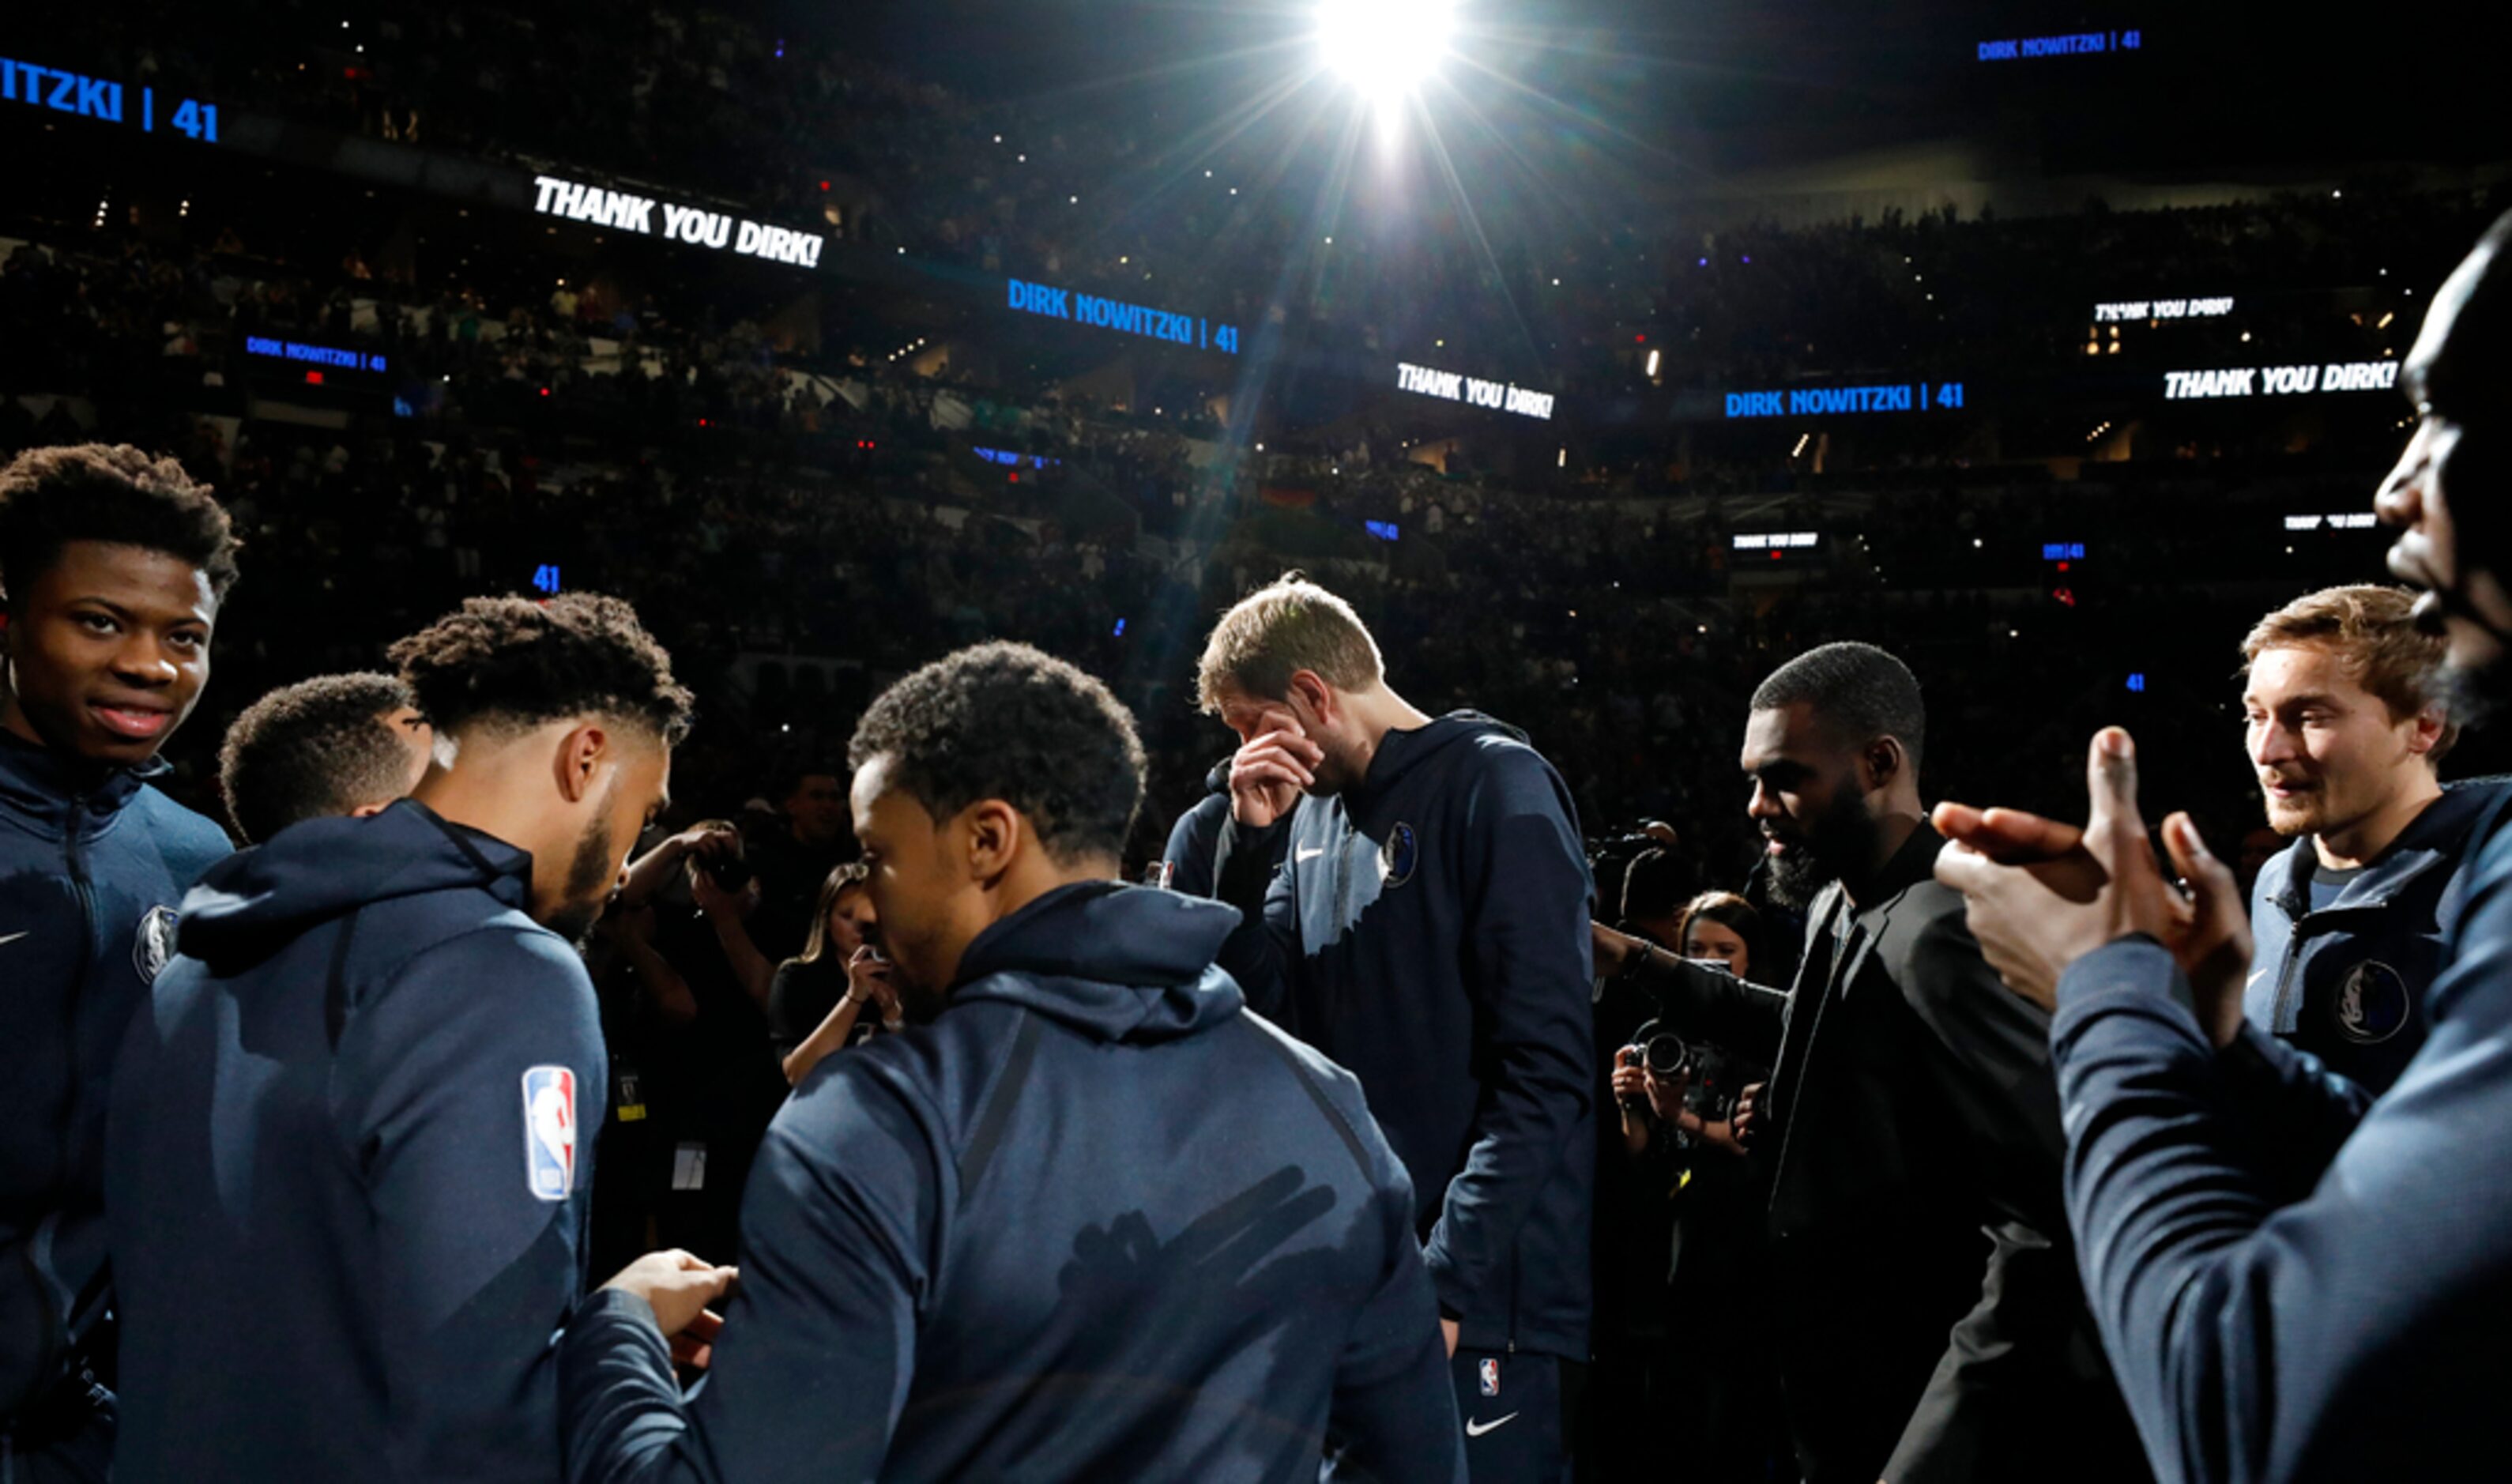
[133,906,179,984]
[1380,823,1420,888]
[2333,960,2411,1045]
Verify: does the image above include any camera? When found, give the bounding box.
[1617,1017,1693,1113]
[1618,1016,1742,1124]
[700,851,755,893]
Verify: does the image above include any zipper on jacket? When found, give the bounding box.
[2269,902,2309,1031]
[58,800,97,1195]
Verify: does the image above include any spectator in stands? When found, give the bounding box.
[766,863,906,1082]
[2237,584,2512,1091]
[216,672,435,843]
[0,445,237,1481]
[1669,890,1762,975]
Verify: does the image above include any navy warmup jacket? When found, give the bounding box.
[560,880,1463,1484]
[0,730,227,1436]
[1211,711,1595,1361]
[2244,778,2512,1091]
[1160,757,1237,898]
[105,800,606,1482]
[2049,802,2512,1483]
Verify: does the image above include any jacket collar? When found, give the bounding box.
[2265,778,2512,921]
[0,725,168,838]
[1843,815,1941,920]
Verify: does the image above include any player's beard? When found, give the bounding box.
[548,786,624,946]
[1763,789,1881,912]
[1764,837,1835,912]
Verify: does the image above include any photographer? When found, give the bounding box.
[609,823,790,1266]
[1595,892,1781,1482]
[1608,893,1765,1161]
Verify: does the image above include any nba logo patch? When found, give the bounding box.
[522,1066,577,1202]
[1479,1358,1501,1397]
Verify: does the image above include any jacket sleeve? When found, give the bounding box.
[1162,796,1226,899]
[1212,816,1299,1026]
[2051,880,2512,1484]
[1883,906,2092,1484]
[1420,749,1595,1327]
[0,1213,107,1419]
[562,1063,937,1484]
[343,926,608,1482]
[1325,1151,1469,1483]
[1623,947,1791,1060]
[2212,1025,2376,1204]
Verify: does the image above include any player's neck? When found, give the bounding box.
[2314,776,2443,871]
[1343,685,1435,778]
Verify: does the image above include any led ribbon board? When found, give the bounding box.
[530,175,823,269]
[1724,382,1965,417]
[1979,29,2142,59]
[2163,361,2398,399]
[2,55,222,141]
[1005,278,1239,354]
[1392,361,1556,420]
[2096,296,2232,322]
[247,337,386,373]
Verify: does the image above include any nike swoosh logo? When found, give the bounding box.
[1465,1413,1520,1437]
[2246,970,2269,987]
[1296,848,1326,861]
[0,931,25,947]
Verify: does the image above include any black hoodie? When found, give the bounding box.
[559,880,1465,1483]
[107,800,606,1482]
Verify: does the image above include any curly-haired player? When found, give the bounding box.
[0,443,238,1480]
[563,641,1466,1483]
[216,672,434,844]
[107,593,691,1483]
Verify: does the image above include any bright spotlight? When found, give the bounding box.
[1317,0,1456,106]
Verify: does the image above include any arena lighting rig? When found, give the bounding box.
[1316,0,1459,110]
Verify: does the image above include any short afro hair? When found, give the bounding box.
[219,673,417,844]
[1750,641,1927,770]
[848,641,1145,862]
[387,593,695,746]
[0,443,240,610]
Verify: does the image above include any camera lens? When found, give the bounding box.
[1643,1031,1689,1079]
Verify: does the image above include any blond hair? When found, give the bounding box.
[1196,574,1384,711]
[2242,585,2458,761]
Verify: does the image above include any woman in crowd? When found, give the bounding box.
[769,862,905,1083]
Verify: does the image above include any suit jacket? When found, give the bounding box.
[1632,821,2144,1484]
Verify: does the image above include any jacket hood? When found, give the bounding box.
[176,799,533,971]
[0,725,170,836]
[949,880,1244,1044]
[1354,710,1527,803]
